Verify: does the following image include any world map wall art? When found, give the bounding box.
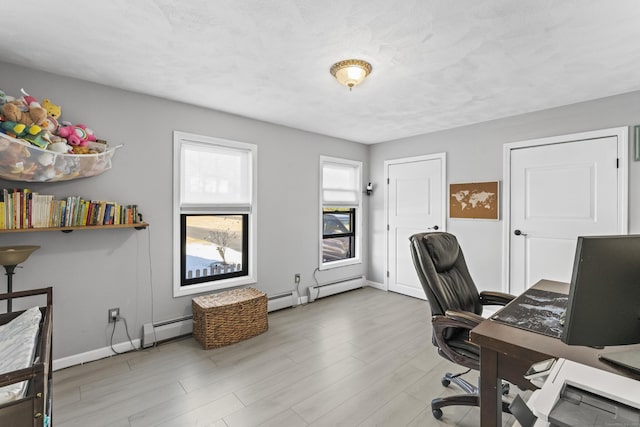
[449,181,499,220]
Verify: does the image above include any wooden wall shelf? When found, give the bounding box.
[0,223,149,233]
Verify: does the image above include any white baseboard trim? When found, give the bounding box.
[53,339,141,371]
[366,280,387,291]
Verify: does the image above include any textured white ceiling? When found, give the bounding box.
[2,1,640,144]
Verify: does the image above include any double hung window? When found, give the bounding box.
[320,156,362,269]
[173,132,257,297]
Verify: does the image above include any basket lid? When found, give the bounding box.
[193,287,265,308]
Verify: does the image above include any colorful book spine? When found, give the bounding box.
[0,189,143,229]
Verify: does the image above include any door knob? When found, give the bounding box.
[514,229,527,236]
[429,225,439,230]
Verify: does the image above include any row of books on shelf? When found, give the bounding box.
[0,188,141,229]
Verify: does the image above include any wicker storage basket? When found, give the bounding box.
[192,287,268,349]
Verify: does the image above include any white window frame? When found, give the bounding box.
[173,131,257,297]
[319,156,362,270]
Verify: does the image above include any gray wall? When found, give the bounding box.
[4,58,640,362]
[0,61,368,360]
[368,91,640,292]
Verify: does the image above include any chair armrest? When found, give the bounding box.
[480,290,515,306]
[443,309,484,329]
[432,312,480,342]
[432,311,482,369]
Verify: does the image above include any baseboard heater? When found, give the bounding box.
[141,291,297,348]
[307,275,365,303]
[142,315,193,348]
[268,291,297,312]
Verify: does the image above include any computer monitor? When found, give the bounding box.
[561,235,640,373]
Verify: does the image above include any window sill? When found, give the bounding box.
[320,258,361,271]
[173,275,256,298]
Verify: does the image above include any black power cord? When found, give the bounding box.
[144,226,158,347]
[109,315,138,355]
[312,267,321,300]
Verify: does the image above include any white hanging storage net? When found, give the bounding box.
[0,133,121,182]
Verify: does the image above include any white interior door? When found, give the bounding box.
[387,154,446,299]
[506,128,628,296]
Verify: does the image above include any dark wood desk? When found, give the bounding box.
[470,279,640,427]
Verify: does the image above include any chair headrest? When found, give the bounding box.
[423,233,460,272]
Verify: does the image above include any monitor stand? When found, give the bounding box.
[599,349,640,376]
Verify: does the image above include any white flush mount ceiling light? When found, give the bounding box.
[330,59,372,90]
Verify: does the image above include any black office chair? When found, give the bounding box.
[409,231,516,419]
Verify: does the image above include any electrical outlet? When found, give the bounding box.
[108,308,120,323]
[294,273,301,284]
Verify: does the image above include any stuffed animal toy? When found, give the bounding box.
[21,125,50,149]
[20,88,38,108]
[41,99,61,119]
[0,121,50,149]
[40,115,58,133]
[47,141,72,153]
[0,141,37,179]
[71,146,92,154]
[0,91,15,105]
[0,120,29,138]
[57,124,97,147]
[38,116,65,144]
[1,100,47,126]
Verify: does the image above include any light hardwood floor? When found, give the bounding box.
[53,287,522,426]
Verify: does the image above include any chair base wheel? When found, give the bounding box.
[432,408,443,419]
[441,378,450,387]
[502,382,510,395]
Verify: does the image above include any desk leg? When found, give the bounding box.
[479,346,502,426]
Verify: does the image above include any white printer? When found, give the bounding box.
[524,358,640,427]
